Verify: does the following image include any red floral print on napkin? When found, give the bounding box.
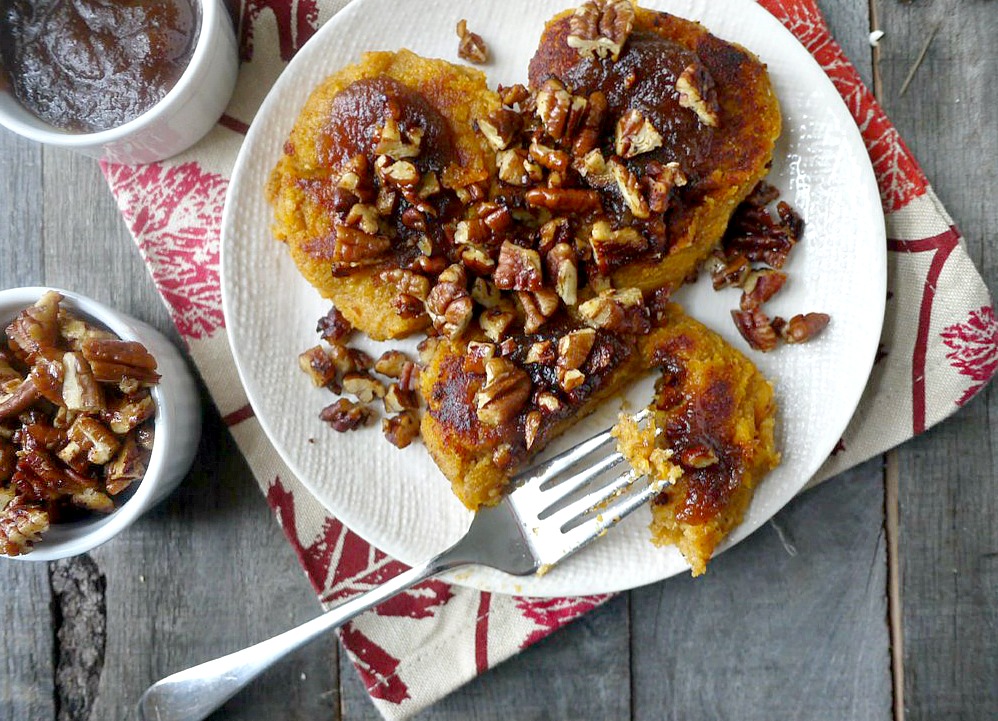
[942,306,998,406]
[514,595,611,648]
[239,0,320,62]
[102,161,226,340]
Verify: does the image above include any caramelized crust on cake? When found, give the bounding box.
[634,302,779,575]
[268,50,500,340]
[419,318,647,509]
[528,6,782,292]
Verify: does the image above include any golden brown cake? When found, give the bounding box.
[633,302,780,575]
[527,2,782,293]
[267,50,500,340]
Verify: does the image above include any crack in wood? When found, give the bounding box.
[49,555,107,721]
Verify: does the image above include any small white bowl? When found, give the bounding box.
[0,0,238,164]
[0,288,202,561]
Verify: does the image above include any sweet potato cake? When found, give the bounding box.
[268,50,500,340]
[526,1,782,293]
[626,302,780,575]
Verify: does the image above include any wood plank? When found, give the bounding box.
[337,594,631,720]
[0,130,54,721]
[631,461,891,720]
[873,1,998,719]
[11,146,340,720]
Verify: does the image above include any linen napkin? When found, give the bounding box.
[100,0,997,717]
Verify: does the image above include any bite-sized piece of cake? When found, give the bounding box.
[633,302,780,575]
[419,313,649,509]
[526,0,782,293]
[268,50,501,340]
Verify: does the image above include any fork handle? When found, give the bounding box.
[137,554,458,721]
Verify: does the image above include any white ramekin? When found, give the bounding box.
[0,0,238,164]
[0,288,202,561]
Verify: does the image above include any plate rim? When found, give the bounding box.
[220,0,887,596]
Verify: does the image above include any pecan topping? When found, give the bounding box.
[567,0,635,61]
[316,307,353,344]
[458,244,496,276]
[528,141,571,174]
[676,63,720,127]
[518,289,560,334]
[498,83,530,108]
[558,367,586,392]
[426,278,474,339]
[377,157,421,188]
[342,372,386,404]
[480,304,518,342]
[731,309,779,352]
[374,350,411,379]
[60,352,103,413]
[319,398,373,433]
[573,91,608,157]
[681,444,719,469]
[574,148,615,190]
[524,410,543,450]
[740,270,788,311]
[525,187,602,214]
[536,391,562,413]
[588,220,648,275]
[58,416,120,468]
[471,278,501,309]
[497,148,544,186]
[615,109,663,158]
[102,392,155,435]
[80,339,159,386]
[779,313,830,344]
[546,243,579,307]
[578,288,651,334]
[722,199,804,270]
[456,19,488,64]
[557,328,597,370]
[477,109,522,151]
[384,382,419,414]
[493,242,544,291]
[6,291,61,363]
[0,501,49,556]
[463,341,497,374]
[526,341,557,365]
[375,117,421,159]
[535,78,580,141]
[709,252,750,290]
[476,357,532,426]
[345,203,380,234]
[644,161,687,214]
[331,225,391,266]
[383,411,420,448]
[298,346,338,387]
[609,158,650,219]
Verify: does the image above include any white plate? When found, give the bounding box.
[221,0,886,596]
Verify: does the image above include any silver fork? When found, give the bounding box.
[138,410,660,721]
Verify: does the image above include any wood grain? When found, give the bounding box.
[874,1,998,718]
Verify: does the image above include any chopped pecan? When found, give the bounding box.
[377,157,421,188]
[345,203,380,235]
[567,0,635,61]
[463,341,497,374]
[558,367,586,393]
[535,391,562,413]
[722,198,803,269]
[526,341,557,365]
[615,109,663,158]
[471,278,501,309]
[740,270,788,311]
[476,357,532,426]
[374,350,411,378]
[0,501,49,556]
[426,279,474,339]
[477,109,522,151]
[557,328,596,370]
[61,416,120,467]
[71,487,115,513]
[319,398,373,433]
[375,117,421,159]
[104,433,150,496]
[383,411,420,448]
[578,288,651,334]
[573,91,608,157]
[644,161,687,214]
[337,155,376,203]
[380,268,430,302]
[538,218,570,256]
[456,19,488,64]
[57,313,115,352]
[0,441,15,483]
[28,358,64,405]
[574,148,615,190]
[316,307,353,344]
[745,181,780,207]
[102,392,155,435]
[588,220,648,275]
[497,148,543,186]
[676,63,720,127]
[525,187,602,214]
[458,244,496,275]
[709,252,751,290]
[298,346,339,387]
[398,360,420,393]
[524,410,543,450]
[528,141,570,174]
[0,378,40,422]
[498,83,530,109]
[546,243,579,306]
[535,79,579,141]
[731,309,779,352]
[6,290,61,362]
[518,289,560,334]
[342,371,387,403]
[384,382,419,413]
[779,313,831,344]
[609,158,650,219]
[480,304,518,342]
[493,242,544,291]
[330,225,391,265]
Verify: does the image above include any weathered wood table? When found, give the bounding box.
[1,2,995,719]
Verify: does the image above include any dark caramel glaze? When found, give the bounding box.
[0,0,198,132]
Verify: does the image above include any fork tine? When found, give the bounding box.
[512,408,649,489]
[538,467,641,526]
[516,450,626,518]
[554,477,666,554]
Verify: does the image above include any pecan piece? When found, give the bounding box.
[6,291,61,362]
[557,328,597,370]
[525,187,602,215]
[456,19,488,64]
[609,158,650,219]
[779,313,831,344]
[589,220,648,275]
[426,277,473,339]
[528,141,570,174]
[644,161,687,214]
[298,346,339,388]
[518,289,560,334]
[0,501,49,556]
[463,341,497,374]
[316,307,353,344]
[558,367,586,392]
[374,350,411,379]
[0,378,40,422]
[375,117,421,159]
[740,270,788,311]
[493,241,544,291]
[676,63,720,127]
[384,382,418,413]
[471,278,501,309]
[573,91,608,157]
[58,416,120,468]
[319,398,373,433]
[709,252,751,290]
[497,148,543,186]
[681,444,719,469]
[731,309,779,352]
[526,341,557,366]
[567,0,635,61]
[102,392,155,435]
[477,109,522,151]
[105,433,150,495]
[480,304,519,342]
[578,288,651,334]
[383,411,420,449]
[331,225,391,266]
[535,79,578,141]
[615,109,663,158]
[524,410,543,450]
[342,371,387,404]
[546,243,579,307]
[476,357,532,426]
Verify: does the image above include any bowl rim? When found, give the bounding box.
[0,0,220,147]
[0,287,173,561]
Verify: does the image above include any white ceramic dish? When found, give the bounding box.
[0,0,238,164]
[221,0,886,596]
[0,288,201,561]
